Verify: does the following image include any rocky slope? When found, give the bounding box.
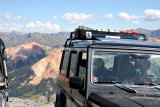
[149,29,160,39]
[30,52,61,85]
[6,42,53,71]
[147,37,160,44]
[7,42,63,97]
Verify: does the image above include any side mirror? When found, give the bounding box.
[69,76,84,89]
[0,76,5,90]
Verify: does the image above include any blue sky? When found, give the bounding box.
[0,0,160,33]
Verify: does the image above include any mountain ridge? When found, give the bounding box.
[0,31,70,48]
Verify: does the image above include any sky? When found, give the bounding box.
[0,0,160,33]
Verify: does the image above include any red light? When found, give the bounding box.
[121,31,127,33]
[121,30,139,34]
[132,31,139,34]
[128,31,133,33]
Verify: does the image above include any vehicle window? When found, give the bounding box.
[60,51,70,75]
[78,52,87,79]
[92,51,160,86]
[69,52,77,78]
[78,52,87,96]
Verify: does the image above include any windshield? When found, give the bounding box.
[91,51,160,85]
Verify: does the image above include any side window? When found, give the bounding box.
[68,52,77,78]
[78,52,87,95]
[60,51,70,75]
[78,52,87,78]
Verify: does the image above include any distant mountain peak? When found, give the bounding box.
[27,33,31,38]
[10,31,16,36]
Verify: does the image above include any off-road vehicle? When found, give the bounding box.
[0,39,8,107]
[56,26,160,107]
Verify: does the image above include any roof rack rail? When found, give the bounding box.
[64,26,147,47]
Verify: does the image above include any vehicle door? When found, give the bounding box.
[58,50,72,106]
[67,51,78,107]
[71,52,87,107]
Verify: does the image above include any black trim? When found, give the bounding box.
[115,85,137,93]
[88,93,120,107]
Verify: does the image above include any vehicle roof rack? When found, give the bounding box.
[64,26,146,47]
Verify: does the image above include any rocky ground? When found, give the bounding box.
[8,95,56,107]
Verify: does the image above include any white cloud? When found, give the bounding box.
[52,24,60,31]
[0,21,60,32]
[62,13,94,24]
[118,12,144,20]
[52,16,57,20]
[14,16,26,21]
[36,21,43,25]
[132,21,140,24]
[118,12,130,20]
[0,23,23,31]
[144,9,160,21]
[45,22,53,29]
[104,13,114,19]
[26,23,36,28]
[44,22,60,31]
[107,21,112,24]
[3,12,26,21]
[25,21,60,32]
[4,12,12,20]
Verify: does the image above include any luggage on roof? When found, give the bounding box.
[71,26,146,41]
[77,26,94,31]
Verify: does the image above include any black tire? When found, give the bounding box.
[55,94,66,107]
[55,96,60,107]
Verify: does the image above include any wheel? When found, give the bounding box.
[55,96,61,107]
[55,94,66,107]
